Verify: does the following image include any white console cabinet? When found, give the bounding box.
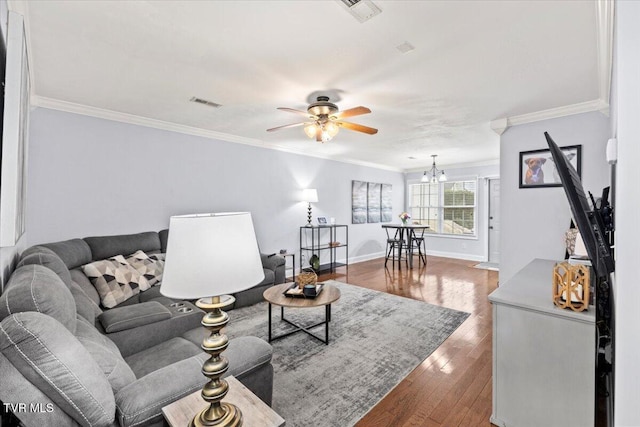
[489,259,595,427]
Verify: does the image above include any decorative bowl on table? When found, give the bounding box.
[297,270,317,288]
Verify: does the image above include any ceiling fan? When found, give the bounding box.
[266,96,378,143]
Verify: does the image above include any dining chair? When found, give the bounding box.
[384,227,408,269]
[409,227,427,266]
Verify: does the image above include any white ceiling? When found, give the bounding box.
[12,0,606,171]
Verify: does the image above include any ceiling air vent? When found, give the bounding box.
[190,97,222,108]
[337,0,382,23]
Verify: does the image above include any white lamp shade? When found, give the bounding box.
[301,189,318,203]
[160,212,265,299]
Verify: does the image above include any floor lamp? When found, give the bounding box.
[160,212,265,427]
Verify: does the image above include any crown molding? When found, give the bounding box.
[490,98,609,135]
[32,96,404,173]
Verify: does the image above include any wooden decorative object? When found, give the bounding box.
[297,270,317,288]
[552,262,590,312]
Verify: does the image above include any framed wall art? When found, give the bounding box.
[519,145,581,189]
[351,180,367,224]
[367,182,381,223]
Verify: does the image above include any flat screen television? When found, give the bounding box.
[544,132,614,279]
[545,132,614,427]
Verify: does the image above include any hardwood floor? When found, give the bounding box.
[317,255,499,427]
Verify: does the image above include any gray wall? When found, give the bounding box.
[613,1,640,423]
[499,111,611,284]
[26,107,404,269]
[405,163,499,261]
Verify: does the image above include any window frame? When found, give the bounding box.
[407,176,479,239]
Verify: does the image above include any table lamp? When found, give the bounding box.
[301,188,318,226]
[160,212,265,427]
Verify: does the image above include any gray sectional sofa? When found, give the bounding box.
[0,230,286,427]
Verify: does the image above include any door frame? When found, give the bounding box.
[485,176,500,263]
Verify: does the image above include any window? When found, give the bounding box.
[409,180,477,236]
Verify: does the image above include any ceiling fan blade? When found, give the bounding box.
[266,122,307,132]
[277,107,316,119]
[336,121,378,135]
[332,106,371,120]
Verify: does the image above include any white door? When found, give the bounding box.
[488,179,501,263]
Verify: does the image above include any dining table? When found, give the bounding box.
[381,223,430,268]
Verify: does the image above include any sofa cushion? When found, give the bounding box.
[75,317,137,393]
[138,285,171,304]
[181,330,273,378]
[18,246,73,287]
[84,232,161,261]
[259,268,275,286]
[125,250,164,287]
[0,312,116,426]
[70,268,102,306]
[115,353,207,427]
[98,302,172,333]
[0,265,77,333]
[70,281,102,324]
[41,238,93,270]
[82,257,147,309]
[124,336,202,379]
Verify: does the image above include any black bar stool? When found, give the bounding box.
[409,227,427,266]
[385,227,408,269]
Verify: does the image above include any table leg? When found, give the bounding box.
[326,304,331,344]
[408,229,414,269]
[268,303,272,342]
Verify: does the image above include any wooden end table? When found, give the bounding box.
[162,375,285,427]
[263,282,341,345]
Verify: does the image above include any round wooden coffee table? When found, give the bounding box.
[263,283,341,345]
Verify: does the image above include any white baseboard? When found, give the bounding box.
[425,250,484,262]
[284,250,481,278]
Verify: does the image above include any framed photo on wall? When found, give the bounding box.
[519,145,581,189]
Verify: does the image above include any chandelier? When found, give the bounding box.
[421,155,448,183]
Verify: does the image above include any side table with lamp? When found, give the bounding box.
[160,212,283,427]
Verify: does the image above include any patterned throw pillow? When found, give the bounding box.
[82,256,149,308]
[126,250,165,287]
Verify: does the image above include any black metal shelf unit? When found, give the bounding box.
[299,225,348,274]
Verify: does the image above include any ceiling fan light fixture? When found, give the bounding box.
[325,121,340,138]
[321,130,332,143]
[304,124,317,139]
[269,96,376,142]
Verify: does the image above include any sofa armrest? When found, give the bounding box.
[107,302,203,357]
[261,253,286,285]
[98,301,172,333]
[114,353,208,427]
[260,253,285,271]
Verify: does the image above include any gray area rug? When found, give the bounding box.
[226,281,469,427]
